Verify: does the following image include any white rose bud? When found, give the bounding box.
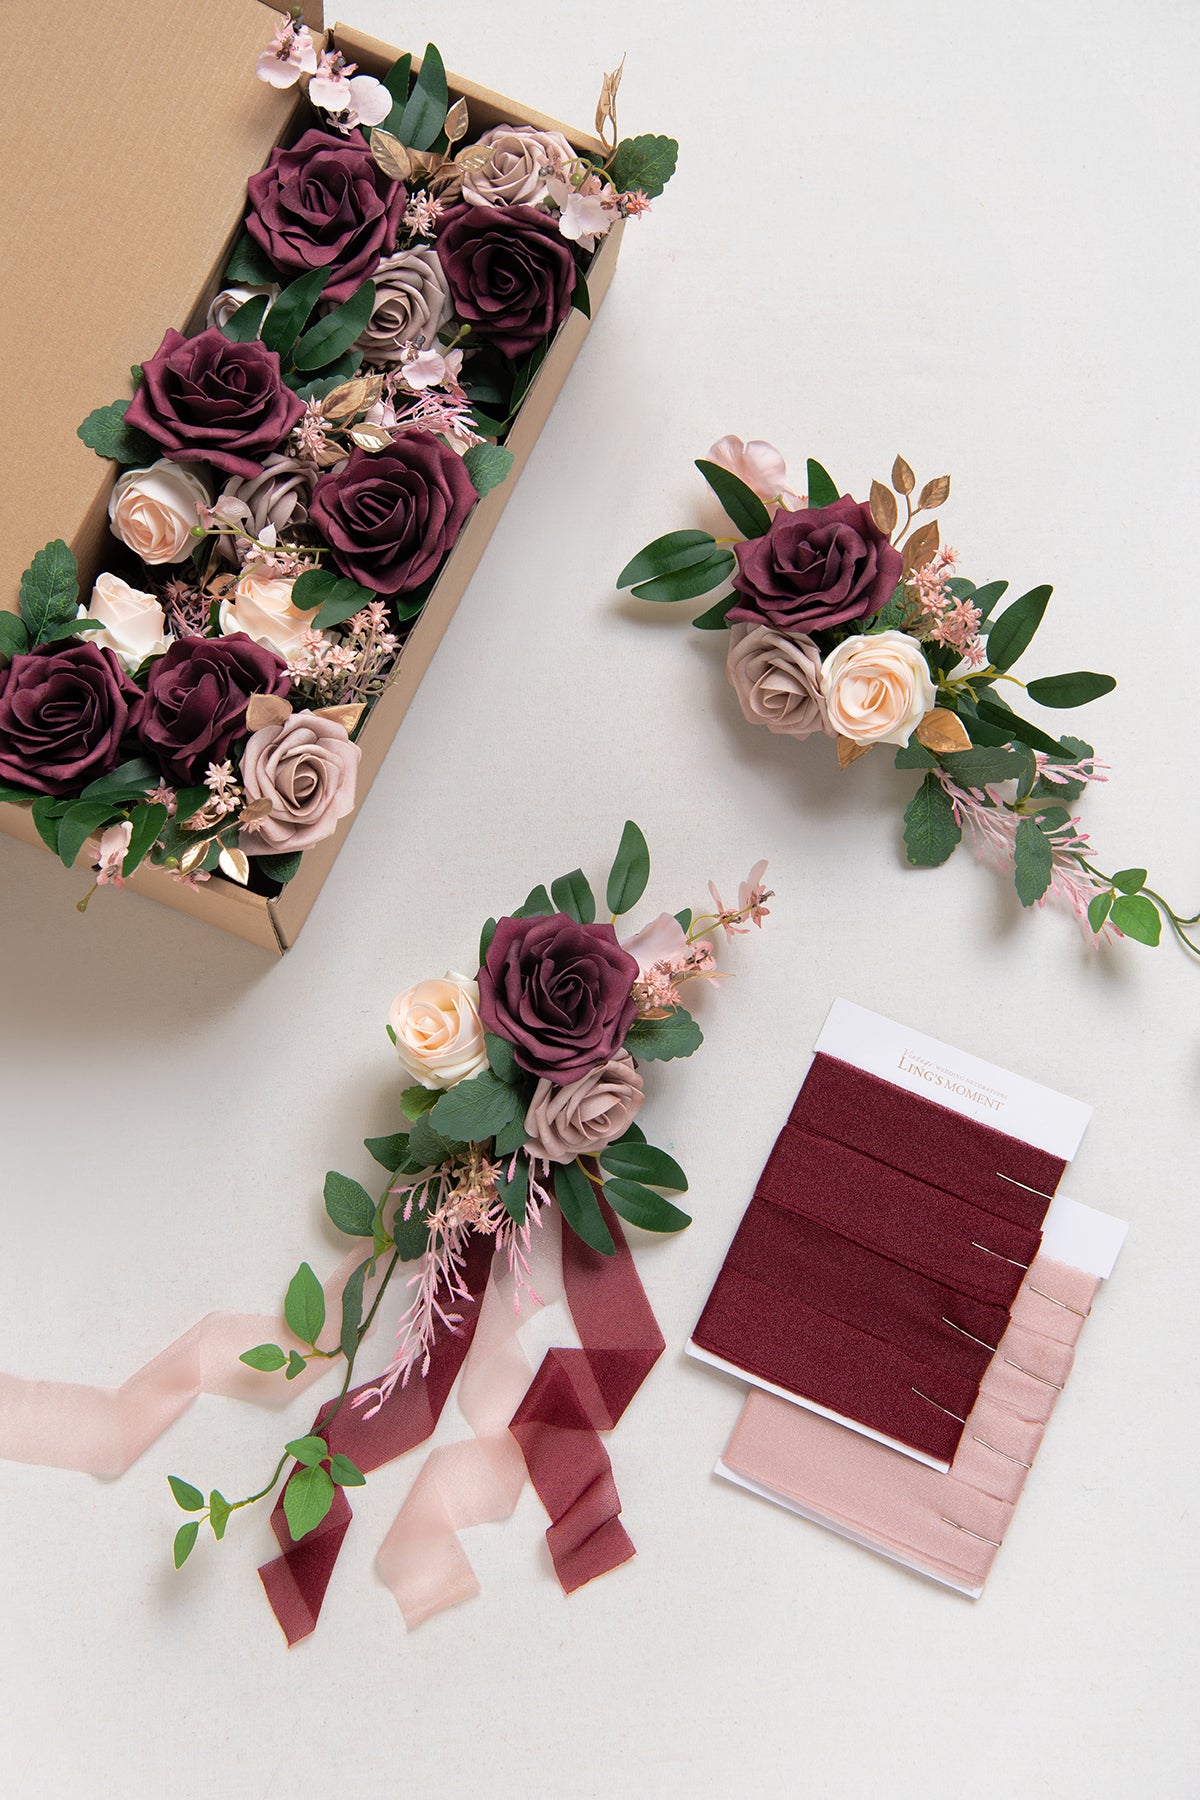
[218,567,315,660]
[108,459,209,565]
[78,574,172,671]
[389,974,488,1091]
[820,629,937,748]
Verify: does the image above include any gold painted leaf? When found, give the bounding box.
[918,474,951,510]
[312,703,366,735]
[454,143,492,172]
[428,163,465,200]
[915,707,971,753]
[245,693,293,731]
[348,423,394,452]
[443,96,469,144]
[595,57,625,148]
[218,846,251,886]
[869,479,898,537]
[179,839,211,875]
[891,455,915,496]
[837,736,874,769]
[901,518,940,578]
[371,129,412,183]
[239,797,274,826]
[317,441,349,467]
[320,377,372,423]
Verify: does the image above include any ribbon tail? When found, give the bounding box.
[378,1208,564,1628]
[258,1235,493,1646]
[509,1195,665,1596]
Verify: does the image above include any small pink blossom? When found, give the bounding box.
[144,781,177,816]
[400,347,452,392]
[618,190,652,217]
[256,20,318,89]
[95,821,133,888]
[404,189,444,237]
[708,435,792,507]
[622,910,688,973]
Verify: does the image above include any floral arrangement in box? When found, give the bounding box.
[121,824,768,1640]
[0,26,676,908]
[619,438,1197,958]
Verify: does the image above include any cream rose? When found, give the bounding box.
[218,567,314,659]
[524,1051,645,1165]
[461,124,575,207]
[108,460,209,565]
[389,974,489,1091]
[205,283,278,332]
[726,623,829,740]
[78,573,171,671]
[820,630,936,748]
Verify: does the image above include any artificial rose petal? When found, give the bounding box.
[621,911,688,974]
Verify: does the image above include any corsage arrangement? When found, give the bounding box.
[620,438,1197,956]
[0,28,676,907]
[160,824,770,1639]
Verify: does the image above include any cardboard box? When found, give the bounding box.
[0,0,622,951]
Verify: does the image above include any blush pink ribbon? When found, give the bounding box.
[0,1247,368,1477]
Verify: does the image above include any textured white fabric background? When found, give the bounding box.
[1,3,1195,1795]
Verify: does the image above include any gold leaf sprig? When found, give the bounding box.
[869,455,952,578]
[370,86,491,204]
[595,56,625,154]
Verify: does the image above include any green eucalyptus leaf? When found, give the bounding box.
[79,757,157,804]
[513,883,554,918]
[571,267,591,318]
[694,458,771,537]
[495,1154,528,1225]
[550,868,596,923]
[479,917,498,964]
[220,293,269,343]
[973,699,1071,757]
[378,53,413,135]
[606,819,650,916]
[631,549,736,605]
[597,1141,688,1190]
[260,267,329,359]
[616,529,715,590]
[554,1160,615,1256]
[602,1178,692,1234]
[57,801,119,870]
[691,593,737,630]
[987,584,1052,670]
[1025,671,1117,709]
[292,281,377,372]
[806,459,840,507]
[398,44,448,151]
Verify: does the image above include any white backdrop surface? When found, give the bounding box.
[1,3,1196,1795]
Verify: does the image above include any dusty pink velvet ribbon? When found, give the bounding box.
[720,1254,1100,1591]
[0,1248,368,1476]
[510,1193,666,1594]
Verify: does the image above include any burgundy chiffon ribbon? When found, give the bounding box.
[510,1194,665,1594]
[260,1236,494,1646]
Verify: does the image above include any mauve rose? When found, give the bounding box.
[461,124,575,208]
[125,327,304,481]
[240,710,360,852]
[309,435,476,596]
[354,248,452,363]
[435,203,577,358]
[218,455,319,562]
[726,623,830,740]
[478,913,639,1085]
[0,641,144,797]
[139,632,289,784]
[245,127,405,304]
[524,1050,645,1164]
[729,495,902,635]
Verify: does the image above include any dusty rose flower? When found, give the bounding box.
[353,248,452,363]
[729,495,902,635]
[388,973,489,1091]
[108,460,209,565]
[726,623,829,740]
[125,328,304,480]
[461,124,575,207]
[218,567,314,659]
[240,709,360,852]
[310,435,476,595]
[820,630,936,748]
[524,1050,644,1164]
[244,127,406,303]
[478,913,639,1084]
[435,203,577,358]
[79,573,171,671]
[217,455,319,563]
[0,642,144,797]
[139,632,289,784]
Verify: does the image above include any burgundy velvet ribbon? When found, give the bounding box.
[259,1236,494,1646]
[509,1194,665,1594]
[792,1054,1066,1229]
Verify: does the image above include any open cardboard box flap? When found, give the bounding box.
[0,0,326,612]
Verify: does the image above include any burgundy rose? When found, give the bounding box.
[309,435,476,596]
[139,633,289,785]
[729,496,903,635]
[478,913,639,1085]
[0,641,144,797]
[245,128,406,304]
[435,203,577,358]
[125,327,304,481]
